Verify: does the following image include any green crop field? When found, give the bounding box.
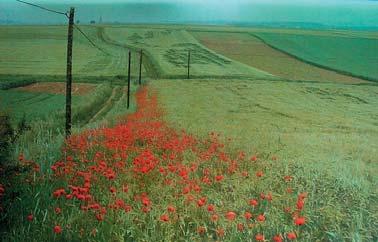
[0,24,377,241]
[152,78,378,240]
[254,32,378,82]
[192,31,369,84]
[103,26,273,79]
[0,26,146,79]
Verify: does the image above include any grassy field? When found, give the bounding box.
[0,25,146,79]
[254,32,378,82]
[0,24,377,241]
[192,31,368,84]
[103,26,273,79]
[152,78,378,240]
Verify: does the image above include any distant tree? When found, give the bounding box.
[76,20,80,24]
[90,20,96,24]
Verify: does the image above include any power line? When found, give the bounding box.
[15,0,68,17]
[15,0,111,55]
[73,24,111,55]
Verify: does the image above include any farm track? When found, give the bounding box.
[96,27,160,79]
[87,86,123,124]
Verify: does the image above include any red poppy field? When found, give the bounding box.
[0,86,315,241]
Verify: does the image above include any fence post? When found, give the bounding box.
[127,50,131,109]
[187,50,191,79]
[139,49,143,85]
[65,7,75,138]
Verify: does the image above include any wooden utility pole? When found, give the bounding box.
[127,50,131,109]
[65,7,75,138]
[187,50,191,79]
[139,49,143,85]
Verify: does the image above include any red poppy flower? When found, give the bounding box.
[197,197,207,207]
[53,225,62,234]
[250,155,257,161]
[244,211,253,220]
[296,199,305,210]
[211,214,219,222]
[287,232,297,240]
[273,234,283,242]
[249,199,258,207]
[256,171,264,177]
[27,214,33,222]
[216,227,224,237]
[255,234,264,241]
[215,175,224,182]
[294,217,306,226]
[225,211,237,221]
[207,204,215,212]
[55,207,61,214]
[257,214,265,222]
[197,226,206,235]
[237,223,244,232]
[167,205,176,213]
[160,214,169,222]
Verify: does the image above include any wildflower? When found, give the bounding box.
[109,187,116,194]
[27,214,33,221]
[207,204,215,212]
[160,214,169,222]
[53,189,65,198]
[197,197,207,207]
[250,155,257,161]
[237,223,244,232]
[241,171,249,177]
[96,213,104,221]
[256,171,264,177]
[249,199,258,207]
[167,205,176,213]
[287,232,297,240]
[211,214,219,222]
[244,211,253,220]
[197,226,206,235]
[54,225,62,234]
[296,199,305,210]
[273,234,283,242]
[215,175,224,182]
[225,211,237,221]
[257,214,265,222]
[216,227,225,237]
[284,175,293,182]
[255,234,264,241]
[294,217,306,226]
[122,185,129,193]
[55,207,62,214]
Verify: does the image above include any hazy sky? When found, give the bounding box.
[1,0,377,27]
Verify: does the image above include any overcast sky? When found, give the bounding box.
[1,0,377,26]
[7,0,375,3]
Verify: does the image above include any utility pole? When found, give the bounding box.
[65,7,75,138]
[127,50,131,109]
[187,50,191,79]
[139,49,143,85]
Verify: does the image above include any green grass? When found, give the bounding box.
[0,89,81,124]
[151,78,378,241]
[254,32,378,82]
[1,24,378,241]
[0,25,146,79]
[103,26,273,79]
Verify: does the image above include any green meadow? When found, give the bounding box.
[0,24,377,241]
[254,32,378,82]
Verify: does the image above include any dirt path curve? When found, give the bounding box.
[88,87,118,124]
